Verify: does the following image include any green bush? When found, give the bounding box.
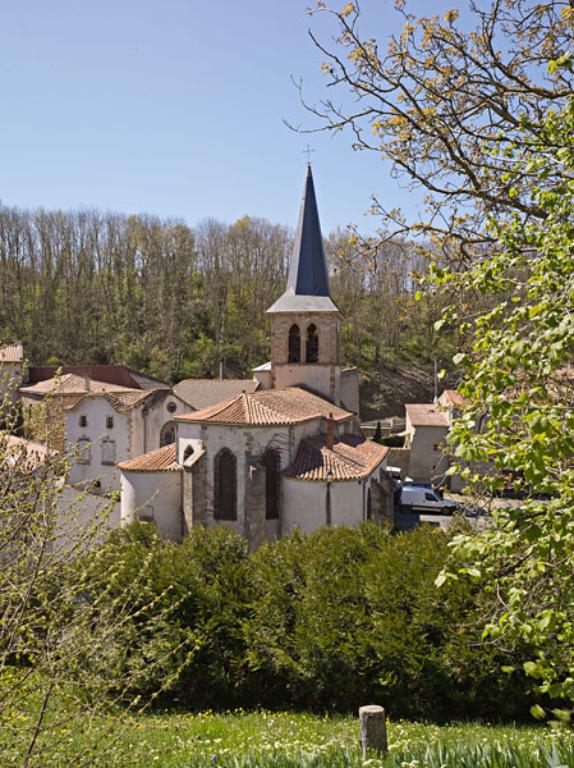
[89,522,252,708]
[85,523,533,719]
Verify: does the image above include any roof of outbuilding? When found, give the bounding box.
[0,342,24,364]
[176,386,352,426]
[118,443,180,472]
[405,403,449,427]
[173,378,260,410]
[440,389,467,407]
[284,433,389,482]
[3,435,56,471]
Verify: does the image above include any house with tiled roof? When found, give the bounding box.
[19,369,190,493]
[119,167,392,545]
[404,402,450,485]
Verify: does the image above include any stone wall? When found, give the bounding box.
[269,312,340,366]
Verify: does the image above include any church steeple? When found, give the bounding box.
[264,165,344,406]
[266,166,339,315]
[288,165,330,297]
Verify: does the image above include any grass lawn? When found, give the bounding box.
[28,709,574,767]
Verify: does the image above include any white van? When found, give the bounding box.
[400,485,458,515]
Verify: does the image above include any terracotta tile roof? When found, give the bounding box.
[0,342,24,364]
[20,374,137,397]
[176,387,352,427]
[285,433,389,482]
[405,403,449,428]
[440,389,467,408]
[173,378,260,410]
[3,435,55,471]
[65,390,155,413]
[118,443,180,472]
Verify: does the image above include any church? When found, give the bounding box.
[118,166,393,546]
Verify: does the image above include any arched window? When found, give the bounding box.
[263,449,280,520]
[288,324,301,363]
[183,444,194,462]
[160,421,176,447]
[214,448,237,520]
[306,324,319,363]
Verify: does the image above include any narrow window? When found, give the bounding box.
[306,324,319,363]
[106,416,114,429]
[138,506,154,522]
[77,436,91,464]
[79,415,88,428]
[101,438,116,465]
[366,488,372,520]
[214,448,237,520]
[183,444,194,461]
[263,449,280,520]
[288,324,301,363]
[160,421,176,447]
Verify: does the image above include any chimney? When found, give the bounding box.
[326,412,334,451]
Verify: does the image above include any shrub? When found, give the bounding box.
[86,522,533,719]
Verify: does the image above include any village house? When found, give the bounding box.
[402,389,469,491]
[119,166,393,545]
[17,366,190,493]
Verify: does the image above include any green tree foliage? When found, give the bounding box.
[0,207,451,397]
[92,523,253,708]
[432,98,574,717]
[0,395,188,767]
[307,0,574,715]
[307,0,573,255]
[90,523,532,720]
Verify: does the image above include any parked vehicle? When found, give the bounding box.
[400,485,458,515]
[385,466,413,486]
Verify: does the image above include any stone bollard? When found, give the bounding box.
[359,704,387,758]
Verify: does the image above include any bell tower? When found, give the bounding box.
[265,165,342,404]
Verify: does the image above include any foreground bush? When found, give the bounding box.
[88,522,534,720]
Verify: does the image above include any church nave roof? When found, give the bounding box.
[175,386,351,427]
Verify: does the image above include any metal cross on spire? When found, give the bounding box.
[302,144,316,164]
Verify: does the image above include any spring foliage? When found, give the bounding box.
[432,98,574,716]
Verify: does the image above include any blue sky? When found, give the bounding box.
[0,0,459,235]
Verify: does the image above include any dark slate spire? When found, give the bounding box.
[267,166,339,314]
[288,165,330,296]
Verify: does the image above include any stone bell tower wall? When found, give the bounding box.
[270,312,340,366]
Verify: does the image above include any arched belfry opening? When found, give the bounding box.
[263,449,280,520]
[288,324,301,363]
[214,448,237,520]
[306,324,319,363]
